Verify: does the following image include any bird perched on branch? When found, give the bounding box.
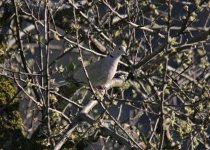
[54,45,126,90]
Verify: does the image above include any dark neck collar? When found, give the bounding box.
[108,54,114,58]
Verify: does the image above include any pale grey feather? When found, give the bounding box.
[53,45,126,88]
[73,45,126,88]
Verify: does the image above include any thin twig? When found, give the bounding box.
[44,1,55,147]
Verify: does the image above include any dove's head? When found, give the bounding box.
[112,45,127,57]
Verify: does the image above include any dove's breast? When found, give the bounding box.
[100,57,120,84]
[73,55,121,88]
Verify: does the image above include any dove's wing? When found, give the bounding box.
[72,45,126,87]
[73,57,113,86]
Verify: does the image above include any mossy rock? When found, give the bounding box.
[0,77,46,149]
[0,76,16,105]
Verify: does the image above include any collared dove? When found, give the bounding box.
[54,45,126,89]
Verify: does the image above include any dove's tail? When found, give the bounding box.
[52,80,68,88]
[51,75,78,89]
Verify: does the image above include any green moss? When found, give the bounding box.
[0,76,16,105]
[0,77,25,149]
[0,76,47,149]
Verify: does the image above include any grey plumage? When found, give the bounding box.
[54,45,126,89]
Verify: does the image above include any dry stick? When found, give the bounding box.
[70,0,96,95]
[54,80,138,150]
[73,0,99,133]
[13,4,46,106]
[80,29,142,150]
[49,108,70,123]
[149,118,160,143]
[99,101,144,150]
[158,1,171,149]
[134,44,165,69]
[102,0,165,38]
[167,66,204,89]
[58,1,143,149]
[14,76,42,107]
[100,127,140,150]
[23,0,43,86]
[178,0,208,35]
[54,108,95,150]
[54,1,98,149]
[132,27,209,70]
[67,0,117,45]
[12,0,41,103]
[53,98,97,150]
[44,2,55,147]
[12,6,105,72]
[133,0,209,71]
[0,67,43,76]
[19,7,107,57]
[53,83,99,149]
[53,92,83,109]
